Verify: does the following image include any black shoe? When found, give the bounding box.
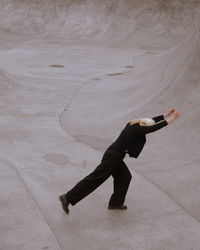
[108,205,127,210]
[59,194,70,214]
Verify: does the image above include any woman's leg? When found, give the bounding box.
[66,150,123,205]
[108,161,132,207]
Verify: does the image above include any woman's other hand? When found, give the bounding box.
[164,109,175,118]
[173,110,181,119]
[166,110,180,123]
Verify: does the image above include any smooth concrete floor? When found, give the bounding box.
[0,1,200,250]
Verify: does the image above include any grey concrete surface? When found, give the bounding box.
[0,1,200,250]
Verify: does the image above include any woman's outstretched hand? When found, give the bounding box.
[166,109,181,124]
[173,110,181,119]
[164,109,175,118]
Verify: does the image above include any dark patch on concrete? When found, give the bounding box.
[43,153,68,166]
[125,65,134,68]
[49,64,64,68]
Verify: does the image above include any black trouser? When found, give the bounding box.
[66,149,132,206]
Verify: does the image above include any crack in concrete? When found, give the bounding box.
[0,157,63,250]
[133,168,200,226]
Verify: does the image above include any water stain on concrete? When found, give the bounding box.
[49,64,64,68]
[43,153,68,166]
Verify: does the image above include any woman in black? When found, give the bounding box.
[59,109,180,214]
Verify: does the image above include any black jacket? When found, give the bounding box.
[107,115,168,158]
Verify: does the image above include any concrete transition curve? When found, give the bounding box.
[0,1,200,250]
